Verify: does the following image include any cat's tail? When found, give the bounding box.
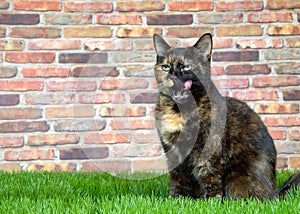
[278,172,300,197]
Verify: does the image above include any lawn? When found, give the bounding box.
[0,171,299,214]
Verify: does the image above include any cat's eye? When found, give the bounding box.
[184,65,193,71]
[161,64,171,71]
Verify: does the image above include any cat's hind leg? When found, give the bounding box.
[223,172,276,200]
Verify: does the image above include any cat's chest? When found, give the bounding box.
[160,112,185,133]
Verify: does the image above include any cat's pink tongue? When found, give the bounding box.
[184,80,192,90]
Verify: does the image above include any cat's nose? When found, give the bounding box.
[174,69,183,77]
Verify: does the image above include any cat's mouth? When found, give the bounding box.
[184,80,192,90]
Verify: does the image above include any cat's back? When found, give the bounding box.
[224,96,275,154]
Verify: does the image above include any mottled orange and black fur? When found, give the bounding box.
[153,33,300,200]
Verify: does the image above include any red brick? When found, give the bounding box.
[254,103,299,114]
[100,79,149,90]
[216,1,263,11]
[4,149,54,161]
[0,121,50,133]
[0,1,9,9]
[117,27,162,38]
[212,38,233,49]
[84,40,132,51]
[225,64,271,75]
[268,25,300,35]
[213,78,249,89]
[197,13,243,24]
[27,163,76,172]
[100,106,146,117]
[96,14,142,25]
[0,13,39,25]
[64,27,112,38]
[22,67,70,78]
[44,14,92,25]
[247,12,293,23]
[169,1,213,11]
[216,25,263,36]
[111,145,162,157]
[81,160,131,172]
[283,90,300,101]
[83,133,130,144]
[0,136,24,148]
[289,130,300,141]
[13,0,61,11]
[211,66,224,75]
[133,158,168,171]
[60,147,108,160]
[0,27,5,37]
[64,1,112,12]
[231,90,278,101]
[236,38,283,49]
[132,131,160,144]
[289,157,300,169]
[266,0,300,9]
[252,76,300,87]
[147,14,193,25]
[276,157,288,169]
[46,80,96,91]
[28,134,79,146]
[166,27,212,38]
[0,80,43,91]
[0,94,19,106]
[45,106,96,118]
[212,51,259,62]
[24,93,75,105]
[71,66,119,77]
[10,27,61,38]
[78,93,126,104]
[110,119,156,130]
[264,116,300,127]
[0,40,24,51]
[28,39,81,50]
[5,52,55,63]
[116,1,165,12]
[0,108,42,120]
[134,39,156,51]
[268,130,286,140]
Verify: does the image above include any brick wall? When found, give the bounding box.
[0,0,299,172]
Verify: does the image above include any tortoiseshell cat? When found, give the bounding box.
[153,33,300,200]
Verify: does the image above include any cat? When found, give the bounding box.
[153,33,300,200]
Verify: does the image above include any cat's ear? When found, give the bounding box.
[153,34,171,57]
[193,33,212,61]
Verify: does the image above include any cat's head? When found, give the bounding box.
[153,33,213,103]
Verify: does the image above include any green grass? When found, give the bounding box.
[0,171,299,214]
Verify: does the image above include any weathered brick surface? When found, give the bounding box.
[13,0,61,11]
[0,94,19,106]
[10,27,61,38]
[0,40,25,51]
[0,13,39,25]
[0,0,299,171]
[64,1,112,12]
